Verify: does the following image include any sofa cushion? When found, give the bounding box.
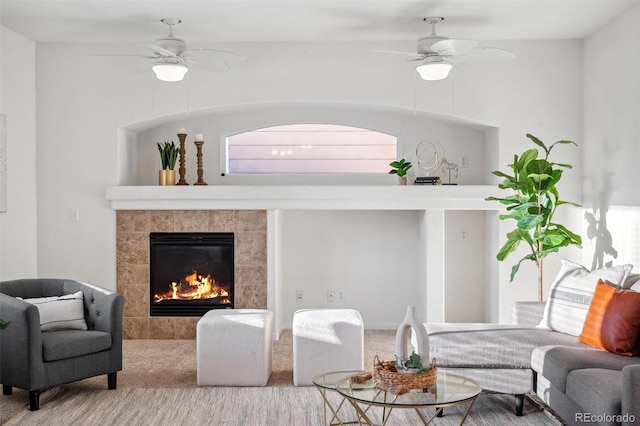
[579,279,640,356]
[538,260,632,337]
[532,345,640,393]
[19,291,88,331]
[566,369,622,419]
[41,329,112,362]
[425,323,585,369]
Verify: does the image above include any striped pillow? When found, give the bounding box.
[537,259,632,336]
[19,291,88,331]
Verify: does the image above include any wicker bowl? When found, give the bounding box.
[372,355,437,395]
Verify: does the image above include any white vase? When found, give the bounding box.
[395,305,429,360]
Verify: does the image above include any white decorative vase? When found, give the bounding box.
[395,305,429,360]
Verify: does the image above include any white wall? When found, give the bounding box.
[0,26,38,280]
[280,210,420,328]
[445,210,489,322]
[26,38,585,323]
[582,3,640,273]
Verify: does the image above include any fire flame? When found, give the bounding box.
[153,271,230,303]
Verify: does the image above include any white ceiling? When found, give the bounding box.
[1,0,638,44]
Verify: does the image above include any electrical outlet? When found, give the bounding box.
[327,290,335,302]
[296,290,303,302]
[459,155,468,168]
[68,208,80,222]
[337,290,345,302]
[460,228,468,240]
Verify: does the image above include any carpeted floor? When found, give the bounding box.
[1,330,562,425]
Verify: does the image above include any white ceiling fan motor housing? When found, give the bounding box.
[416,36,448,55]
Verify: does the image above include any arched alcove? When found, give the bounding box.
[118,101,498,186]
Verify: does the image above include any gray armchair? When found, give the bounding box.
[0,278,124,410]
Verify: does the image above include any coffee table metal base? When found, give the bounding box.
[345,393,479,426]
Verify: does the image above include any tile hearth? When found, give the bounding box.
[116,210,267,339]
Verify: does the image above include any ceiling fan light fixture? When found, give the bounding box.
[152,62,188,82]
[416,57,452,81]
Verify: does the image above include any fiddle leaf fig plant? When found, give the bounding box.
[485,134,582,301]
[389,158,413,177]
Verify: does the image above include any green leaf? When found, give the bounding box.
[0,317,9,330]
[517,149,539,171]
[511,202,538,212]
[527,173,552,183]
[491,170,514,179]
[549,140,577,151]
[550,162,573,169]
[508,253,536,281]
[496,229,530,261]
[556,199,581,208]
[526,134,549,154]
[517,214,543,230]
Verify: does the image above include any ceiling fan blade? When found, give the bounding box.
[370,49,425,60]
[182,49,245,73]
[183,48,245,62]
[431,39,479,56]
[460,47,516,62]
[91,54,155,59]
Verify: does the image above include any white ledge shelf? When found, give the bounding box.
[105,185,502,211]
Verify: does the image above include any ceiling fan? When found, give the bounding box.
[377,17,515,81]
[136,18,244,82]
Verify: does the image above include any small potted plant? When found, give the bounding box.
[389,158,413,185]
[395,351,431,375]
[157,141,178,185]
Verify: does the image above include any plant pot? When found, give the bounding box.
[159,169,176,186]
[398,176,408,185]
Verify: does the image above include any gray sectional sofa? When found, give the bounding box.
[423,301,640,425]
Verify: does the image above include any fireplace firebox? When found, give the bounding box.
[149,232,234,316]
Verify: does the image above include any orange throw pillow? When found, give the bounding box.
[578,279,640,356]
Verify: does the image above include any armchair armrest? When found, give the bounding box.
[511,301,545,327]
[77,281,124,335]
[622,364,640,426]
[0,293,45,390]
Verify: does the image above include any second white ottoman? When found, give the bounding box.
[197,309,274,386]
[293,308,364,386]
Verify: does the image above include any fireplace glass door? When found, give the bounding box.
[149,232,234,316]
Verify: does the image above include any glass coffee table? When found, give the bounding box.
[335,370,482,425]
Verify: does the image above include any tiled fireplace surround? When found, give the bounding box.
[116,210,267,339]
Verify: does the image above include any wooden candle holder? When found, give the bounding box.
[177,132,188,185]
[194,140,207,185]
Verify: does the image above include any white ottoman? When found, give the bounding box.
[293,309,364,386]
[197,309,274,386]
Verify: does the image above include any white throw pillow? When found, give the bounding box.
[19,291,88,331]
[537,259,633,336]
